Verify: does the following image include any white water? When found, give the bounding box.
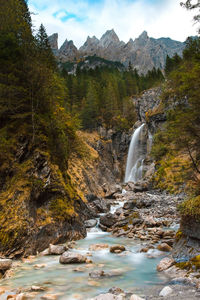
[125,124,146,183]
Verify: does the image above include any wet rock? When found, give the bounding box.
[39,248,50,256]
[31,285,46,292]
[157,243,172,252]
[49,244,67,255]
[100,213,117,228]
[159,286,173,297]
[110,245,126,254]
[0,259,12,271]
[89,270,106,278]
[92,198,110,213]
[130,295,145,300]
[91,293,125,300]
[59,252,86,264]
[140,248,148,253]
[99,223,108,231]
[108,287,125,295]
[34,264,46,269]
[157,257,175,272]
[89,244,109,251]
[85,219,98,228]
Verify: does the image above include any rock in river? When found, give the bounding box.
[0,259,12,271]
[110,245,126,254]
[49,244,67,255]
[157,243,172,252]
[157,257,175,272]
[59,252,87,264]
[85,219,98,228]
[100,213,117,228]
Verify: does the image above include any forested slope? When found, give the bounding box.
[0,0,164,256]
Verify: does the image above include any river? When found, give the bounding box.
[0,200,168,300]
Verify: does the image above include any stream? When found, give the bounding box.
[0,200,168,300]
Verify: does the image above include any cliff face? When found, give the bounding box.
[68,129,130,198]
[48,30,185,74]
[0,137,95,258]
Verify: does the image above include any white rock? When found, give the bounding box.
[157,257,174,272]
[159,286,173,297]
[130,295,145,300]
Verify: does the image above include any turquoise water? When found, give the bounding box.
[0,228,167,300]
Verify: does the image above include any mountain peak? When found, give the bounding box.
[100,29,120,48]
[138,31,149,40]
[48,33,58,51]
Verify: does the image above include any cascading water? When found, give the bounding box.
[125,124,146,183]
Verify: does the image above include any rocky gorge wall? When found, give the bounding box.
[68,129,130,199]
[134,87,200,263]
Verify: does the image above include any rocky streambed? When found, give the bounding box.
[0,184,200,300]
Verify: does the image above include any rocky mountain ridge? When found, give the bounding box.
[48,29,185,74]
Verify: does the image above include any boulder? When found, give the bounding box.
[59,252,86,264]
[157,257,175,272]
[85,219,98,228]
[159,286,173,297]
[105,185,122,199]
[89,244,109,251]
[49,244,66,255]
[92,199,110,213]
[110,245,126,254]
[100,213,117,228]
[0,259,12,271]
[157,243,172,252]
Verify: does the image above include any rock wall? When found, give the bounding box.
[68,129,130,198]
[0,138,95,258]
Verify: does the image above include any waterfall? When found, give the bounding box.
[125,124,146,183]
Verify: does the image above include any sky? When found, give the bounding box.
[28,0,197,48]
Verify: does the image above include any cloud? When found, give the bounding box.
[29,0,197,48]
